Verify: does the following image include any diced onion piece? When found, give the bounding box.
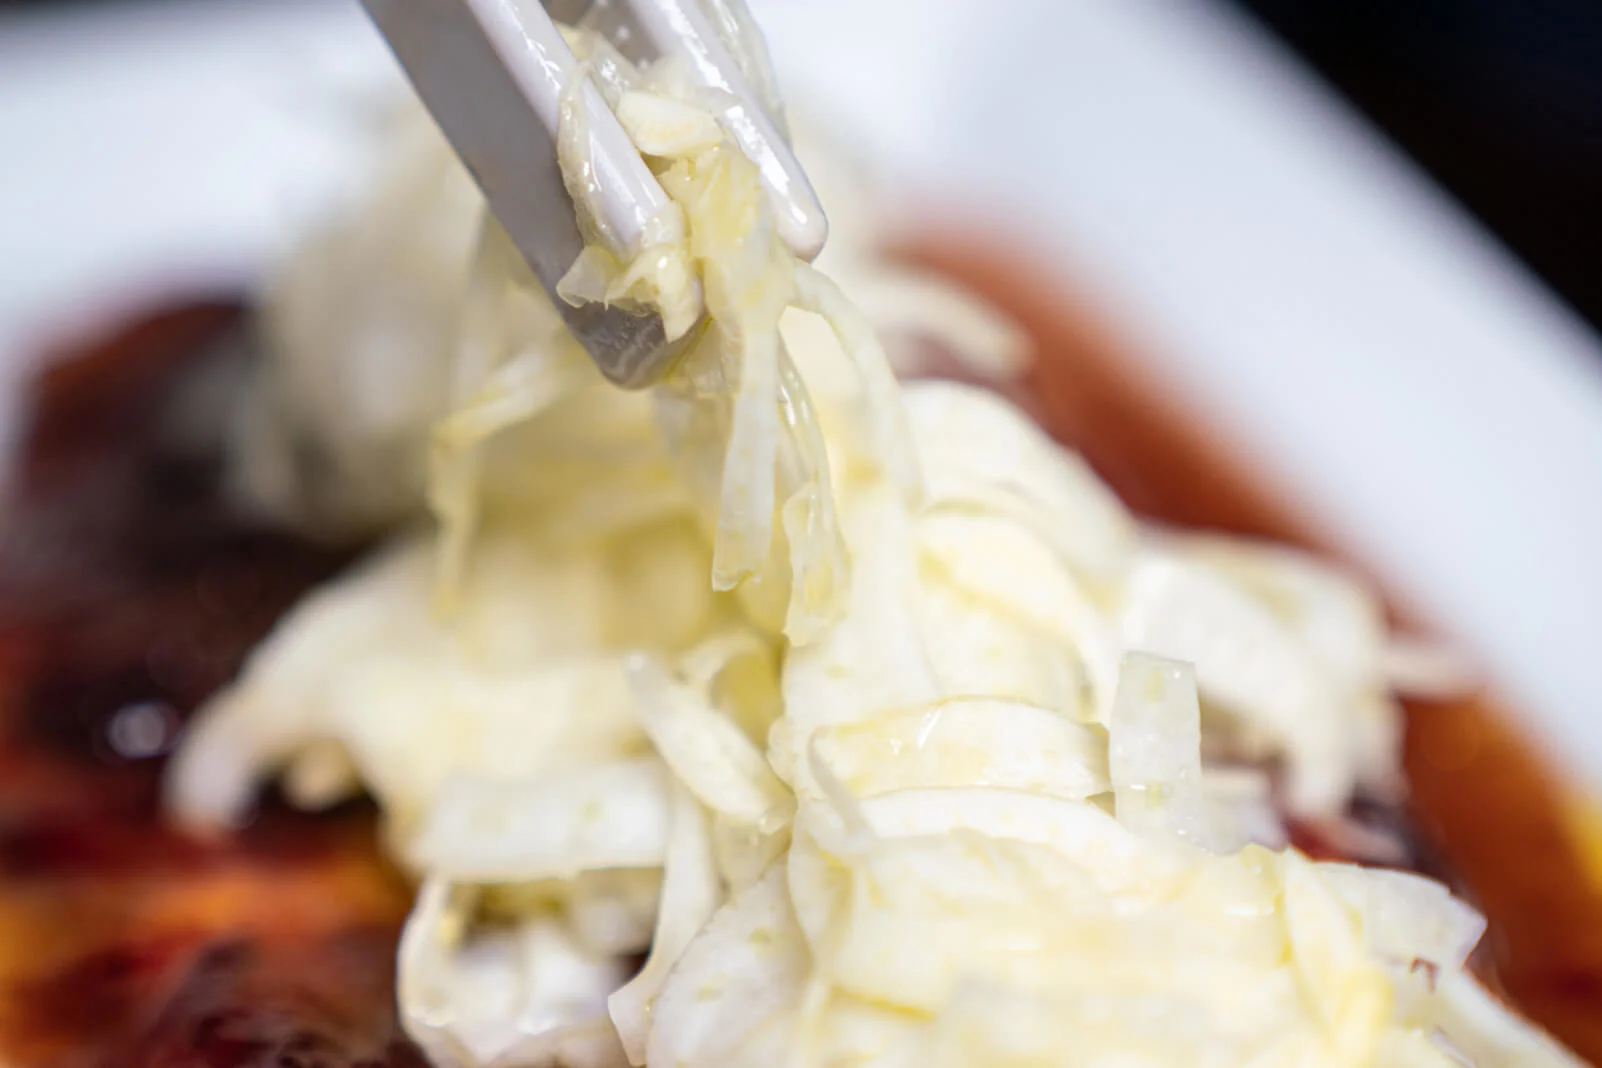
[711,326,782,588]
[1201,767,1287,851]
[809,698,1107,803]
[1319,863,1486,970]
[914,509,1121,724]
[1109,653,1209,848]
[408,760,671,881]
[616,90,726,158]
[609,781,722,1064]
[627,656,793,832]
[774,353,850,645]
[835,266,1032,380]
[792,264,922,506]
[1279,851,1392,1062]
[564,870,664,957]
[398,878,631,1068]
[857,788,1179,894]
[646,862,809,1068]
[713,816,791,894]
[902,380,1136,583]
[1122,554,1352,816]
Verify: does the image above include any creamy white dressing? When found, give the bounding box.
[169,11,1575,1068]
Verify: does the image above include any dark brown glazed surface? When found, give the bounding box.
[3,262,1599,1066]
[0,303,418,1068]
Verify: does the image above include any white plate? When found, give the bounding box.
[3,0,1601,782]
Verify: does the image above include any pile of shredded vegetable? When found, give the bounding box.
[169,9,1581,1068]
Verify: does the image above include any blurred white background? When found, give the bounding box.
[2,0,1601,781]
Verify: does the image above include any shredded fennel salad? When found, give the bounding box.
[167,12,1579,1068]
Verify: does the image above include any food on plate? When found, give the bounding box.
[153,14,1586,1068]
[0,6,1593,1068]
